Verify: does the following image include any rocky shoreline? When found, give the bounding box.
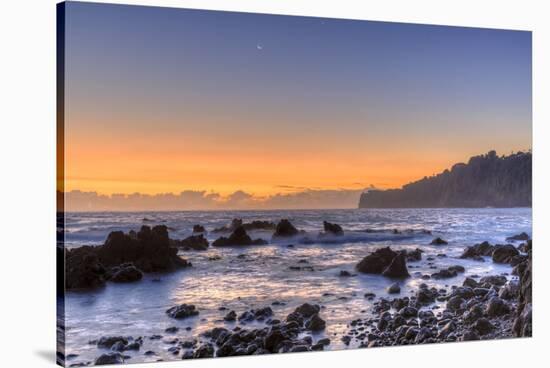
[61,219,532,366]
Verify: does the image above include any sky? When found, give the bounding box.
[61,2,532,210]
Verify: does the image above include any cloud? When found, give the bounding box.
[62,187,366,211]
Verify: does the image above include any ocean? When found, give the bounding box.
[60,208,531,364]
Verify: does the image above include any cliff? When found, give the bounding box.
[358,151,532,208]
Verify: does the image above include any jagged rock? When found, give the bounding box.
[518,240,532,253]
[305,314,326,331]
[107,263,143,283]
[97,336,128,349]
[95,353,124,365]
[176,234,209,250]
[166,304,199,319]
[382,252,410,278]
[431,267,459,279]
[472,318,494,335]
[406,248,422,261]
[193,343,214,358]
[416,286,438,305]
[479,275,507,287]
[65,225,191,290]
[98,225,189,272]
[492,244,520,264]
[212,226,267,247]
[499,281,519,300]
[356,247,397,274]
[506,232,530,242]
[461,330,480,341]
[323,221,343,235]
[224,310,237,321]
[387,282,401,294]
[193,225,206,233]
[294,303,320,318]
[430,237,448,245]
[486,297,510,317]
[513,255,532,337]
[65,247,106,290]
[272,219,300,238]
[460,241,495,260]
[446,296,465,312]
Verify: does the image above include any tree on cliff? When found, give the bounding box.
[358,151,532,208]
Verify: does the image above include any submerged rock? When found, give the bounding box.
[166,304,199,319]
[94,352,124,365]
[323,221,344,235]
[406,248,423,262]
[430,237,448,245]
[387,282,401,294]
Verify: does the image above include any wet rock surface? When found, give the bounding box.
[356,247,410,278]
[174,234,209,251]
[272,219,300,238]
[212,226,267,247]
[66,225,190,290]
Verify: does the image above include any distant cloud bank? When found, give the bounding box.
[62,188,367,211]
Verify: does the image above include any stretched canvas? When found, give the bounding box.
[57,1,533,366]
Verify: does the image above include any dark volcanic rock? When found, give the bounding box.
[323,221,344,235]
[416,286,438,305]
[356,247,397,274]
[460,241,495,260]
[486,297,510,317]
[513,254,532,337]
[176,234,209,250]
[506,232,530,242]
[107,263,143,283]
[166,304,199,319]
[430,237,448,245]
[406,248,423,261]
[224,310,237,321]
[472,318,494,335]
[212,226,267,247]
[387,282,401,294]
[98,225,189,272]
[492,244,520,264]
[95,352,124,365]
[294,303,320,318]
[382,252,410,278]
[272,219,300,238]
[66,225,191,290]
[213,219,243,233]
[193,225,206,233]
[305,314,326,331]
[97,336,128,349]
[431,265,464,279]
[65,247,106,290]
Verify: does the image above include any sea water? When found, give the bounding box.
[61,208,531,364]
